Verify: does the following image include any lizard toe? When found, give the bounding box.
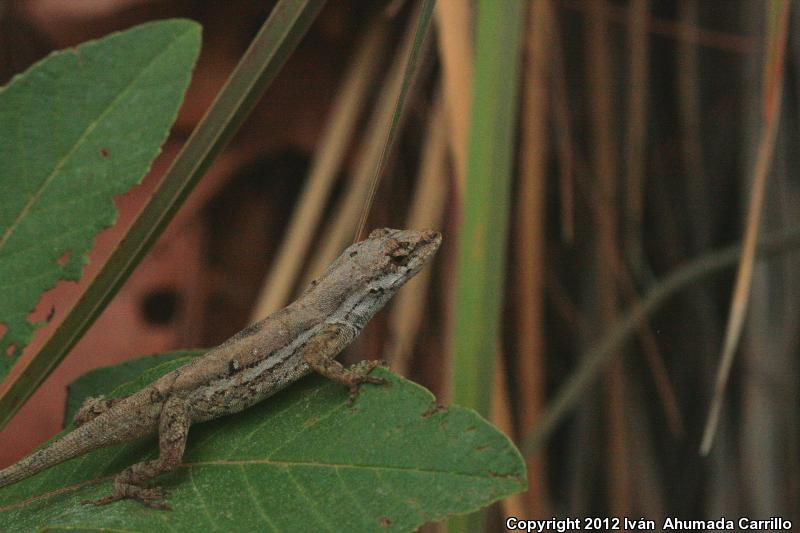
[132,487,172,510]
[82,494,124,507]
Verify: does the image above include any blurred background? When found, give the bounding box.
[0,0,798,529]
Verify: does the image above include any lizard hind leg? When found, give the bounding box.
[86,396,190,510]
[73,396,121,427]
[302,323,389,405]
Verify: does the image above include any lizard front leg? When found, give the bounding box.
[302,322,388,405]
[87,396,190,510]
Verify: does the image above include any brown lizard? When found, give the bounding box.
[0,228,441,509]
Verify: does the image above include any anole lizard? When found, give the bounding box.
[0,227,441,509]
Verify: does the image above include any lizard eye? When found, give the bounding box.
[389,246,410,266]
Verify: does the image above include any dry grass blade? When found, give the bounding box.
[700,0,790,455]
[624,0,648,273]
[585,0,630,515]
[560,0,755,54]
[678,0,714,249]
[434,0,472,193]
[354,0,435,241]
[515,0,551,517]
[492,348,527,519]
[303,1,431,284]
[548,8,575,242]
[573,145,686,438]
[385,93,448,375]
[249,23,389,321]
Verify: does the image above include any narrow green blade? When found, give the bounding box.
[449,0,527,530]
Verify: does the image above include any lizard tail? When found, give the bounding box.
[0,419,119,488]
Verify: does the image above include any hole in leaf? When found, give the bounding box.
[6,343,16,357]
[57,250,71,267]
[100,148,109,158]
[141,288,181,326]
[0,323,6,339]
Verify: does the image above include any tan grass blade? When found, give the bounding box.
[700,0,789,455]
[303,6,424,285]
[548,5,575,242]
[432,0,473,414]
[249,23,389,321]
[353,0,435,242]
[560,0,754,54]
[492,348,527,519]
[624,0,648,272]
[515,0,552,517]
[585,0,631,515]
[575,149,686,438]
[434,0,472,193]
[385,94,448,375]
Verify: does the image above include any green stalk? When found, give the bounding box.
[449,0,526,531]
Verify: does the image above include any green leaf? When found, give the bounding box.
[0,19,201,373]
[0,1,326,430]
[0,365,526,532]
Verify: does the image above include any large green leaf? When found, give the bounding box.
[0,19,201,372]
[0,361,526,532]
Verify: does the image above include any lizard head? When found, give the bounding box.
[347,227,441,323]
[305,228,441,326]
[360,227,442,282]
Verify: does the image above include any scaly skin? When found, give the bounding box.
[0,228,441,509]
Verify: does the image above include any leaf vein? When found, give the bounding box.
[186,459,516,481]
[376,468,425,523]
[239,464,278,533]
[188,465,217,531]
[229,385,326,458]
[284,467,334,533]
[265,391,346,460]
[333,466,371,526]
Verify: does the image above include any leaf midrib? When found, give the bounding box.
[0,457,518,512]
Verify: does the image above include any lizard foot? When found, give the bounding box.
[346,360,389,406]
[84,486,171,510]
